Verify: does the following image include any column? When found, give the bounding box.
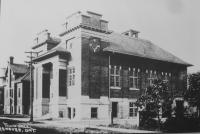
[49,63,59,118]
[33,66,42,117]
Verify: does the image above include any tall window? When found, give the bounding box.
[162,72,170,83]
[91,107,98,118]
[129,68,140,90]
[18,88,21,98]
[129,102,137,117]
[110,66,121,88]
[10,89,13,98]
[68,67,75,86]
[147,70,157,86]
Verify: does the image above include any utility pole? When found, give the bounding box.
[25,51,41,122]
[108,55,113,125]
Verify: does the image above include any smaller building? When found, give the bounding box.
[0,68,6,114]
[4,56,30,115]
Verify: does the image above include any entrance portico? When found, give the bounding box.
[33,47,69,118]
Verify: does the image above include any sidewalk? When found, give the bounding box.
[0,116,158,133]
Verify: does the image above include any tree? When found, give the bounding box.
[184,72,200,118]
[135,79,173,128]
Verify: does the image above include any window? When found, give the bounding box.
[10,89,13,98]
[129,68,140,90]
[110,66,121,88]
[147,70,157,86]
[129,102,137,117]
[68,67,75,86]
[163,72,169,83]
[18,106,20,114]
[11,106,14,114]
[59,69,67,96]
[6,90,8,98]
[73,108,76,118]
[68,107,71,119]
[91,107,98,118]
[66,43,73,50]
[18,88,20,98]
[59,111,64,118]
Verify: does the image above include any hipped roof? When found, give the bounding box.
[103,32,192,66]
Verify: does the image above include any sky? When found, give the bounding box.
[0,0,199,73]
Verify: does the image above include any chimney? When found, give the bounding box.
[122,29,140,38]
[9,56,14,64]
[47,32,51,39]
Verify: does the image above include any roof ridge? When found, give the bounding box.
[11,63,28,66]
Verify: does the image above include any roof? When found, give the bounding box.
[33,45,70,62]
[32,37,61,49]
[15,70,31,83]
[10,63,29,74]
[103,33,192,66]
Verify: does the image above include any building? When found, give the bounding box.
[4,57,30,115]
[0,68,6,114]
[32,11,191,122]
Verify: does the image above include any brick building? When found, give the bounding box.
[4,57,30,115]
[32,11,191,122]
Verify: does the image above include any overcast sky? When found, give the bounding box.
[0,0,199,73]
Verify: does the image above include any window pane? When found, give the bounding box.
[129,102,134,107]
[70,69,72,74]
[133,71,137,77]
[129,77,133,87]
[111,68,114,74]
[116,76,120,86]
[116,69,120,75]
[133,78,137,88]
[111,76,114,86]
[129,108,133,117]
[134,108,138,116]
[91,107,98,118]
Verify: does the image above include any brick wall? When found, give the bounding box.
[81,37,188,99]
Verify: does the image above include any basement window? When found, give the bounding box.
[91,107,98,118]
[129,102,137,117]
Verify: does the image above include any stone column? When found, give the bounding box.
[49,63,59,118]
[33,66,42,118]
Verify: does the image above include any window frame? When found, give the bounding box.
[129,102,137,117]
[147,70,157,86]
[18,88,21,98]
[129,68,140,90]
[91,107,98,119]
[68,67,75,86]
[110,66,121,89]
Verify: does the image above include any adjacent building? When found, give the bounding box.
[0,68,6,114]
[4,57,30,115]
[31,11,191,122]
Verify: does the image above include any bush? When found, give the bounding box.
[162,117,200,132]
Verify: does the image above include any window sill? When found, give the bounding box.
[129,88,140,90]
[110,86,121,90]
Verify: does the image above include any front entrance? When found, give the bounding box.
[112,102,118,118]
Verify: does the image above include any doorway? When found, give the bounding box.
[112,102,118,118]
